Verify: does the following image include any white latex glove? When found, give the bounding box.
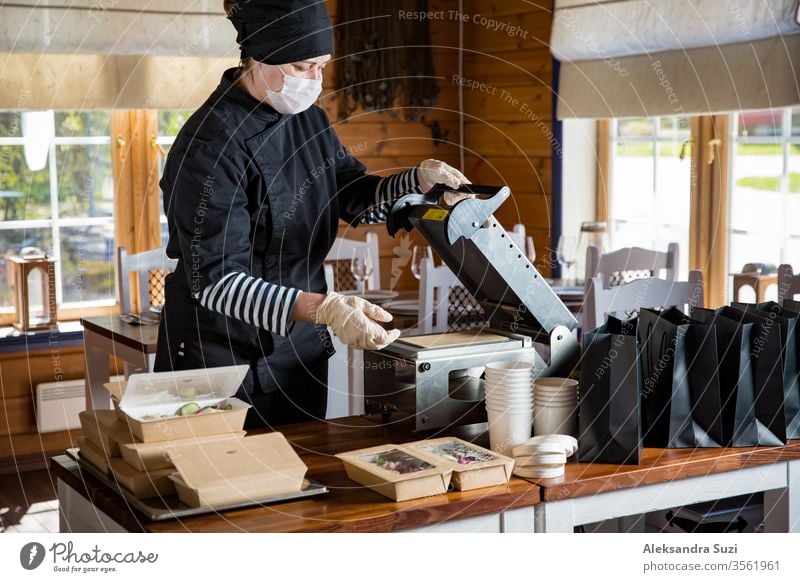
[314,292,402,350]
[417,159,474,206]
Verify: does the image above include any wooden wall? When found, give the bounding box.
[462,0,555,276]
[324,0,462,291]
[327,0,556,285]
[0,347,82,472]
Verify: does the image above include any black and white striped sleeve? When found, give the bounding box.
[362,168,424,224]
[194,272,301,337]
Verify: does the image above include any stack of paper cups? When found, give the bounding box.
[512,434,578,479]
[484,361,534,456]
[533,377,579,437]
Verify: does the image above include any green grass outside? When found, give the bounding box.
[736,173,800,192]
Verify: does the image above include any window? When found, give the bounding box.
[607,116,692,278]
[728,108,800,283]
[0,111,114,313]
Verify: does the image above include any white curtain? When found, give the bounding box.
[0,1,237,109]
[551,0,800,118]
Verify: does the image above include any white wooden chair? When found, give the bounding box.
[417,257,486,334]
[583,270,705,330]
[778,264,800,305]
[417,256,460,334]
[116,246,177,316]
[322,232,381,419]
[585,242,679,289]
[324,232,381,291]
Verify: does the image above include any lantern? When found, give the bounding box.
[7,249,58,331]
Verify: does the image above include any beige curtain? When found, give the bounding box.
[0,53,235,109]
[552,0,800,118]
[0,1,236,109]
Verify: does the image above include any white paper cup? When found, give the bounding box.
[535,390,578,398]
[486,380,532,389]
[487,372,531,378]
[488,403,535,412]
[534,377,578,391]
[486,361,533,373]
[487,404,534,415]
[486,406,533,456]
[534,398,577,408]
[487,393,534,403]
[533,384,578,396]
[487,395,534,406]
[533,403,578,437]
[486,383,532,393]
[486,374,532,383]
[486,390,533,401]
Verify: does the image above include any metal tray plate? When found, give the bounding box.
[64,449,328,521]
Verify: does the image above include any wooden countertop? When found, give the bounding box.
[536,440,800,501]
[80,315,159,353]
[50,415,541,533]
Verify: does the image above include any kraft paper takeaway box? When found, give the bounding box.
[108,457,177,499]
[336,444,453,502]
[76,436,111,476]
[407,438,514,491]
[79,408,136,457]
[116,365,251,442]
[119,431,247,472]
[167,433,308,508]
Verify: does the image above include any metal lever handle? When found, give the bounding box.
[386,183,509,237]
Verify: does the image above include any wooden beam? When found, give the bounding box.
[596,119,610,222]
[689,115,730,308]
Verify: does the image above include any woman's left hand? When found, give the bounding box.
[416,159,474,206]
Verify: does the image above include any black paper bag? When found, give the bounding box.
[579,315,643,464]
[690,306,786,446]
[732,301,800,439]
[638,308,724,448]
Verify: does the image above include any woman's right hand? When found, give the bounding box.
[306,292,401,350]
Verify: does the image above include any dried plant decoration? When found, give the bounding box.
[336,0,440,123]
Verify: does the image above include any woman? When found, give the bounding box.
[154,0,470,428]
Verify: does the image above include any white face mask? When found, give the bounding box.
[265,65,323,115]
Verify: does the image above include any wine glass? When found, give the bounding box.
[525,236,536,264]
[556,235,578,286]
[351,247,374,294]
[410,245,432,280]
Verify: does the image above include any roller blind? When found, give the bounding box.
[551,0,800,118]
[0,1,237,109]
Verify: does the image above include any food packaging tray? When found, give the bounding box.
[65,449,327,521]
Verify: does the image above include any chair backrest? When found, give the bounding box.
[778,264,800,305]
[586,242,679,289]
[417,257,460,334]
[324,232,381,291]
[507,224,526,249]
[117,246,177,315]
[582,270,704,330]
[417,257,487,334]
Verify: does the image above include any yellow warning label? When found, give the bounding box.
[422,208,448,221]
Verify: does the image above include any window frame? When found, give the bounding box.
[605,116,693,277]
[0,119,116,325]
[727,106,800,279]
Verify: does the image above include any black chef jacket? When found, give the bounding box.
[154,68,382,396]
